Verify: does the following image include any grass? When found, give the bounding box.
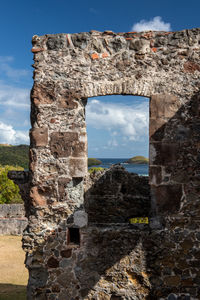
[0,284,26,300]
[0,236,28,299]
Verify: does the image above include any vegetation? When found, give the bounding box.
[0,165,23,204]
[0,285,26,300]
[0,145,29,169]
[125,156,149,164]
[88,158,102,167]
[89,167,106,174]
[0,144,11,147]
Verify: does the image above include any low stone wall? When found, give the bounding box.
[0,204,25,218]
[0,204,28,235]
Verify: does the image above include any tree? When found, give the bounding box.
[0,165,23,204]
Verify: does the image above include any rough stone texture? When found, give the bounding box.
[0,204,25,218]
[31,127,48,147]
[85,166,150,223]
[0,204,27,235]
[9,28,200,299]
[0,218,27,235]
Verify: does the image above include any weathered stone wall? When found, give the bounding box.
[10,28,200,299]
[85,166,150,223]
[0,204,25,218]
[0,204,27,235]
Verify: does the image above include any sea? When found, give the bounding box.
[91,158,148,176]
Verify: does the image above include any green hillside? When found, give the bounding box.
[88,158,102,167]
[0,145,29,169]
[125,156,149,164]
[0,145,104,170]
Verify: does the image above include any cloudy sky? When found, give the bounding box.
[0,0,199,157]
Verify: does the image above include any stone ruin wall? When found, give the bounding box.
[0,204,27,235]
[10,28,200,299]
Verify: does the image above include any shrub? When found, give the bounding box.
[89,167,106,174]
[0,165,23,204]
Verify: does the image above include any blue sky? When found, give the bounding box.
[0,0,199,157]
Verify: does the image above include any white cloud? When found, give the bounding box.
[108,139,118,148]
[0,81,29,108]
[0,121,29,145]
[1,64,29,80]
[0,56,30,81]
[86,99,149,142]
[131,16,171,32]
[0,56,31,144]
[0,56,14,63]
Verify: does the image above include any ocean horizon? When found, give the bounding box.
[91,158,149,176]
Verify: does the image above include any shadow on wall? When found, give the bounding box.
[149,91,200,216]
[84,165,151,224]
[32,166,153,300]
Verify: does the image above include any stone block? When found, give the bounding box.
[60,249,72,258]
[29,148,37,171]
[149,166,162,185]
[164,276,181,286]
[151,47,157,52]
[50,132,78,158]
[57,271,75,288]
[30,186,47,207]
[102,52,109,58]
[30,127,48,147]
[69,158,87,178]
[150,94,180,119]
[150,142,179,166]
[91,53,99,60]
[58,177,71,200]
[184,61,200,73]
[74,210,88,227]
[31,83,55,105]
[46,36,65,50]
[167,293,177,300]
[72,141,87,157]
[57,95,78,109]
[152,184,182,214]
[71,32,90,49]
[32,84,79,109]
[129,39,145,51]
[47,257,59,268]
[149,117,166,141]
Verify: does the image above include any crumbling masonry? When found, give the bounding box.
[10,28,200,299]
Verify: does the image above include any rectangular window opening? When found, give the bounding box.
[68,227,80,245]
[85,95,151,224]
[86,95,149,176]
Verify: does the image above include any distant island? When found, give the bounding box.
[88,158,102,167]
[125,156,148,164]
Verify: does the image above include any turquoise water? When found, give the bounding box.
[92,158,148,176]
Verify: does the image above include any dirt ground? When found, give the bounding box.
[0,236,28,300]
